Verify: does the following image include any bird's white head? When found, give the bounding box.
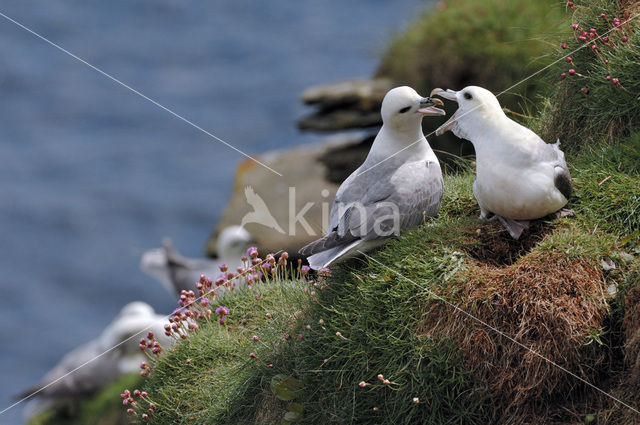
[380,86,445,133]
[99,301,159,350]
[217,225,256,261]
[118,301,155,318]
[431,86,504,137]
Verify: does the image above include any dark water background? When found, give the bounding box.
[0,0,430,423]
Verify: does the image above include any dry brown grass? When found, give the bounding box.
[419,249,610,424]
[620,0,640,14]
[623,263,640,387]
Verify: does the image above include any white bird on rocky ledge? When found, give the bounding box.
[141,225,255,297]
[431,85,573,239]
[299,86,446,269]
[17,302,171,421]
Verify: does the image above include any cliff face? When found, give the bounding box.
[33,1,640,424]
[122,137,640,424]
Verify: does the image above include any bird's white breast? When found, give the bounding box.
[474,150,567,220]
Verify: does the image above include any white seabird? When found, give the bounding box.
[299,86,446,269]
[141,225,255,297]
[18,302,171,421]
[432,85,573,239]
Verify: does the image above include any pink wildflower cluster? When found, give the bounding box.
[138,331,163,362]
[560,3,633,93]
[122,245,321,421]
[121,388,155,420]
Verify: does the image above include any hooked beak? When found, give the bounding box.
[430,88,459,136]
[416,97,446,116]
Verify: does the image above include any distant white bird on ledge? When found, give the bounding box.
[17,302,171,421]
[141,225,255,297]
[432,86,573,239]
[300,86,446,269]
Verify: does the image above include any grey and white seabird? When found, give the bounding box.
[141,225,255,297]
[299,86,445,269]
[17,302,172,421]
[432,85,573,239]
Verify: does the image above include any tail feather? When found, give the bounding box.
[307,240,362,270]
[12,384,42,401]
[162,238,189,267]
[299,231,357,256]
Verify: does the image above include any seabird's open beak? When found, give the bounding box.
[416,97,446,116]
[430,88,459,136]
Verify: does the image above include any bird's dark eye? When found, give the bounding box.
[463,92,473,100]
[398,106,411,114]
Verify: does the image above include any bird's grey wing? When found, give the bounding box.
[351,159,443,240]
[554,166,572,200]
[522,132,573,201]
[17,341,119,400]
[302,159,442,256]
[168,260,222,294]
[302,164,396,256]
[328,161,403,233]
[327,166,367,232]
[140,241,204,296]
[395,160,443,229]
[299,230,358,256]
[336,159,442,240]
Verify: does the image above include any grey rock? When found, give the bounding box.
[297,78,393,132]
[206,133,373,257]
[300,78,393,108]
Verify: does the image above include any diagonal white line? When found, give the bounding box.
[0,317,165,415]
[357,11,640,177]
[0,251,282,416]
[358,250,640,415]
[0,11,283,177]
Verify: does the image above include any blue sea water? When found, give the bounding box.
[0,0,429,423]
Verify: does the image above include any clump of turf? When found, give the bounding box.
[133,278,313,424]
[56,138,633,425]
[420,249,609,422]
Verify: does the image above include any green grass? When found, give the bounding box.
[33,137,640,425]
[27,373,144,425]
[566,133,640,240]
[218,136,640,424]
[126,135,640,424]
[377,0,569,108]
[539,0,640,146]
[128,278,313,424]
[30,1,640,422]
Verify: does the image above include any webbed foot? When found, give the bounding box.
[496,216,530,240]
[553,208,575,219]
